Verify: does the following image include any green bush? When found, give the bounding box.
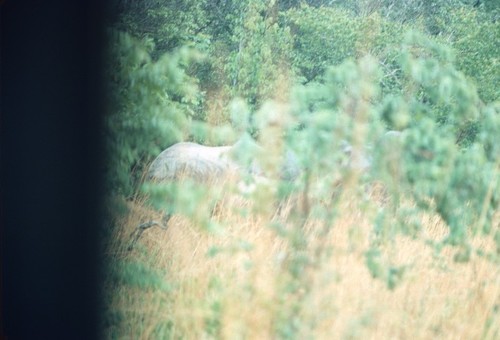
[434,8,499,103]
[284,6,362,82]
[105,31,202,195]
[224,1,294,108]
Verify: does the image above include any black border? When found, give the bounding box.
[1,1,106,338]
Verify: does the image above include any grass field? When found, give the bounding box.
[103,187,499,339]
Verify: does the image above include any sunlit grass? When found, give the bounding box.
[103,186,500,339]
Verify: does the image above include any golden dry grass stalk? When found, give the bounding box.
[104,189,500,340]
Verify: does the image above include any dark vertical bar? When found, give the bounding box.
[1,1,105,339]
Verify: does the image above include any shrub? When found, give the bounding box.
[104,31,202,195]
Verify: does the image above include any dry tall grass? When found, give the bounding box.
[104,187,500,339]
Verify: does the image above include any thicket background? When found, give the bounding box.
[103,1,499,339]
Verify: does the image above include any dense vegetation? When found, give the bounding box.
[104,1,499,338]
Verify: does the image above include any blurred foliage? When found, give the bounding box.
[283,6,362,83]
[434,8,499,103]
[105,0,499,321]
[224,1,294,108]
[105,0,499,251]
[113,0,209,59]
[103,257,174,338]
[104,31,203,196]
[107,259,171,291]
